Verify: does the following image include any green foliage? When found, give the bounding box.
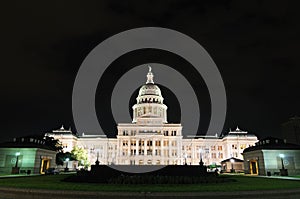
[43,136,63,152]
[55,152,76,166]
[30,135,63,152]
[71,146,89,168]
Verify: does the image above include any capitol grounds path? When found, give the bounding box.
[0,173,300,199]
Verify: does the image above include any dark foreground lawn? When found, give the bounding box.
[0,174,299,192]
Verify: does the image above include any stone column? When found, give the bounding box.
[136,139,139,156]
[144,139,147,156]
[168,138,171,158]
[161,139,164,157]
[191,142,195,165]
[153,138,155,156]
[128,139,131,156]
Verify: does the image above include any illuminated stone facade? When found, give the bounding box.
[46,67,258,166]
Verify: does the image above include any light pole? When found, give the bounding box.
[230,158,235,173]
[199,148,204,166]
[15,152,20,168]
[184,153,187,165]
[65,158,69,171]
[12,152,20,174]
[279,154,288,176]
[279,154,285,169]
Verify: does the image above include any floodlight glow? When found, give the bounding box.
[15,152,20,156]
[66,158,70,161]
[279,154,284,158]
[230,158,234,163]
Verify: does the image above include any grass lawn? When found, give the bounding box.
[291,175,300,178]
[0,174,300,192]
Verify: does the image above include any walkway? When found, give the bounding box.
[0,187,300,199]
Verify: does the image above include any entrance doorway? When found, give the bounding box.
[250,160,258,175]
[40,159,50,174]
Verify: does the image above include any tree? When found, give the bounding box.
[43,136,63,152]
[56,152,65,166]
[71,146,89,168]
[30,135,63,152]
[55,152,75,166]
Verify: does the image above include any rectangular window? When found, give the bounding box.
[172,150,177,156]
[172,141,177,146]
[130,149,136,155]
[218,153,223,159]
[122,140,128,146]
[123,130,128,136]
[164,140,169,146]
[164,150,168,157]
[155,141,161,146]
[147,150,152,155]
[155,149,161,155]
[139,149,143,155]
[218,146,222,151]
[171,131,177,136]
[211,153,216,158]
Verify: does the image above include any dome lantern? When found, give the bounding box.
[146,65,154,84]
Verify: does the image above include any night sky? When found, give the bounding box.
[1,0,299,142]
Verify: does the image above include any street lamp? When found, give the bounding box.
[199,148,204,166]
[11,152,21,174]
[230,158,235,173]
[15,152,20,168]
[279,154,285,169]
[279,154,288,176]
[65,158,69,171]
[184,153,187,165]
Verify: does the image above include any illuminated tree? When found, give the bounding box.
[71,146,89,168]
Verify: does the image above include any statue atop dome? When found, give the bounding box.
[146,65,154,84]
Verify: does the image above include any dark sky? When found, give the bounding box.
[0,0,299,142]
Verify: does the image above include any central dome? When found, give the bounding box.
[132,66,168,123]
[137,66,162,97]
[138,84,162,96]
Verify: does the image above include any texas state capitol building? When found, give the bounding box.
[46,67,258,167]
